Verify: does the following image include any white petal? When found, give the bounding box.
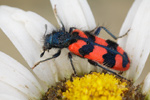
[0,51,43,99]
[118,0,142,47]
[50,0,97,75]
[50,0,96,31]
[142,72,150,99]
[0,5,58,87]
[118,0,150,81]
[0,94,22,100]
[0,82,28,100]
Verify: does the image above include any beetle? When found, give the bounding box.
[32,20,130,80]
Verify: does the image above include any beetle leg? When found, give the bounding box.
[69,27,77,34]
[68,52,77,75]
[94,26,130,40]
[32,49,61,69]
[88,60,130,81]
[93,26,101,36]
[53,5,66,32]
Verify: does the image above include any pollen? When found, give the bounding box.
[62,72,128,100]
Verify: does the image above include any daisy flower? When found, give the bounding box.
[0,0,150,100]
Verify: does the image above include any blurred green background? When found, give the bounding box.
[1,0,149,82]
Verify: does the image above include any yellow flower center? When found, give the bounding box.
[62,72,128,100]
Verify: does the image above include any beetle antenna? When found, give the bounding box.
[40,51,45,57]
[44,24,48,37]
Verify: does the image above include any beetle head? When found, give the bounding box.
[40,34,53,57]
